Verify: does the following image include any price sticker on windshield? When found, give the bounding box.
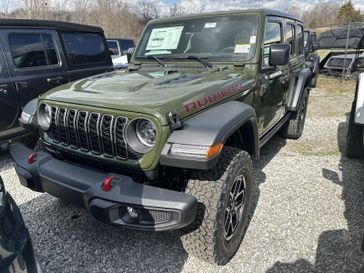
[234,44,251,54]
[146,26,184,51]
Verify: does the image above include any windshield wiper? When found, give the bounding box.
[178,55,214,68]
[147,55,166,67]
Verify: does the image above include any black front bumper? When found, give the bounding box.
[10,144,197,231]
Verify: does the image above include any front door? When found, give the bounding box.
[0,43,17,130]
[0,29,68,108]
[255,18,290,135]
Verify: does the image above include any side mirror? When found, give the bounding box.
[126,47,135,63]
[312,42,320,51]
[269,43,290,66]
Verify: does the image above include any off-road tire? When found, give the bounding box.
[34,138,46,152]
[280,88,309,139]
[311,72,318,88]
[346,102,364,158]
[181,147,253,265]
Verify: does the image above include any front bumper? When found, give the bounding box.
[10,144,197,231]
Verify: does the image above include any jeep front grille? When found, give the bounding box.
[48,106,139,160]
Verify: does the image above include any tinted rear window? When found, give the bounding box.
[120,40,135,51]
[62,32,109,65]
[107,40,119,55]
[8,33,58,68]
[327,58,352,68]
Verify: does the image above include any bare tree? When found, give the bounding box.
[134,0,160,24]
[169,3,185,17]
[0,0,11,15]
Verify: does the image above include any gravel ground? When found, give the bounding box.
[0,77,363,273]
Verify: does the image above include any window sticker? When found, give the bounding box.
[204,22,217,28]
[234,44,251,54]
[249,36,257,44]
[146,26,184,51]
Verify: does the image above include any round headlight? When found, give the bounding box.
[135,119,157,147]
[38,103,51,131]
[126,118,157,154]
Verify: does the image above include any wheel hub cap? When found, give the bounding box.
[224,174,246,240]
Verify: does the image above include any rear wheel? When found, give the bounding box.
[181,147,252,265]
[346,102,364,158]
[280,88,309,139]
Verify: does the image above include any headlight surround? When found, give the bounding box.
[126,118,157,154]
[38,103,51,131]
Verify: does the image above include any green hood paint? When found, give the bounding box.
[42,65,257,125]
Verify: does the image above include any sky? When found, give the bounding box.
[4,0,364,15]
[157,0,364,14]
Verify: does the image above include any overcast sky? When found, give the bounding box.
[5,0,364,15]
[159,0,364,13]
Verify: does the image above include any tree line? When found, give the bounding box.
[0,0,363,41]
[288,0,364,28]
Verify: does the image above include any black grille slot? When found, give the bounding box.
[114,117,128,159]
[50,107,59,142]
[67,109,78,148]
[59,108,68,145]
[88,113,101,154]
[101,115,114,157]
[77,111,89,151]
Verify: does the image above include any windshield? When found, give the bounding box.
[327,57,353,68]
[135,15,258,62]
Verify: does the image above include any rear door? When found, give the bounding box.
[0,42,18,130]
[60,31,113,81]
[0,29,68,108]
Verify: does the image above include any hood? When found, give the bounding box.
[43,65,256,125]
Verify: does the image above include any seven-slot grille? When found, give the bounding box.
[49,106,130,160]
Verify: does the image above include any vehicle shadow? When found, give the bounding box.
[266,116,364,273]
[15,135,286,273]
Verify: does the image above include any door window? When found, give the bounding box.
[8,33,58,69]
[263,22,282,65]
[285,23,295,55]
[62,32,109,65]
[297,25,304,55]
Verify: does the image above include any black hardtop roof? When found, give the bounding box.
[150,9,302,24]
[319,24,364,49]
[0,18,104,33]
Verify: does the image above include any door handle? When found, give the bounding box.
[47,77,63,84]
[16,81,29,90]
[0,84,8,94]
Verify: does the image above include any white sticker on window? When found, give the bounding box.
[204,22,217,28]
[234,44,251,54]
[146,26,184,51]
[249,36,257,44]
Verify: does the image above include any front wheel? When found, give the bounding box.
[181,147,253,265]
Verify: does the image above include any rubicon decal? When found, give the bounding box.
[183,83,244,113]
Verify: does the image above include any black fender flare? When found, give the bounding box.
[160,101,258,170]
[19,98,38,132]
[286,68,312,112]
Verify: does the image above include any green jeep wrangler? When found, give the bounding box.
[11,9,312,265]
